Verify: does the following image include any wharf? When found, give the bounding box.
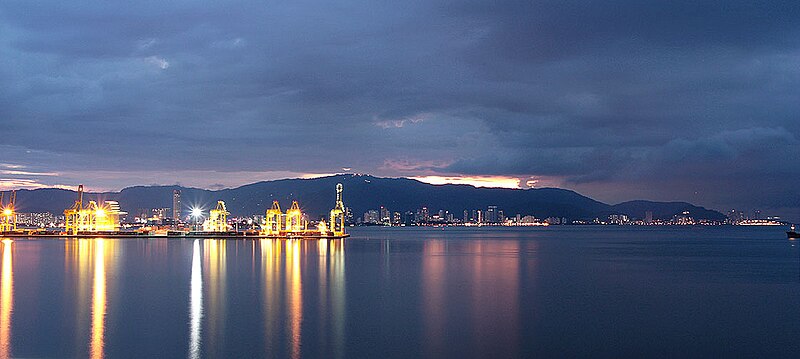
[0,231,349,240]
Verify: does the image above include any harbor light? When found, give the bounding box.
[2,209,10,217]
[191,208,202,218]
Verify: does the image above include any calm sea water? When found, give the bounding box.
[0,226,798,358]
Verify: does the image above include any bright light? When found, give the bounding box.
[1,209,10,216]
[191,208,203,218]
[411,175,523,189]
[95,209,106,217]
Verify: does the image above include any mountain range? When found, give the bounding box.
[7,174,726,221]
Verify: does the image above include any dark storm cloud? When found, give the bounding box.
[0,0,799,216]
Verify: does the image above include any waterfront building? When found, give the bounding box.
[364,210,379,224]
[15,212,57,227]
[486,206,498,223]
[645,211,653,224]
[380,206,390,224]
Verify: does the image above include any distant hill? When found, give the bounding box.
[8,174,725,221]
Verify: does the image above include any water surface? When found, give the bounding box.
[0,226,798,358]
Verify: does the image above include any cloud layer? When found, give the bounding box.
[1,1,798,217]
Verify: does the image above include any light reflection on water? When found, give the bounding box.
[188,240,202,359]
[422,240,525,358]
[90,239,107,359]
[0,240,12,359]
[0,227,797,357]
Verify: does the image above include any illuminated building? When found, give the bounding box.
[644,211,653,224]
[364,210,379,224]
[152,208,170,220]
[15,212,57,228]
[202,201,230,232]
[486,206,498,223]
[63,185,125,234]
[173,190,182,220]
[0,191,16,232]
[608,214,629,225]
[344,207,353,224]
[380,206,390,224]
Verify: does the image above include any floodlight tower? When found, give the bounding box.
[0,191,16,232]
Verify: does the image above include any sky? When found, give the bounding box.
[0,1,799,219]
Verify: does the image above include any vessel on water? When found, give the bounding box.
[788,225,799,239]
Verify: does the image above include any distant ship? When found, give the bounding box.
[788,225,799,239]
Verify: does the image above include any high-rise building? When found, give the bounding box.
[380,206,391,224]
[644,211,653,224]
[463,210,469,223]
[403,211,415,225]
[364,210,380,224]
[172,190,181,220]
[345,207,354,224]
[486,206,498,223]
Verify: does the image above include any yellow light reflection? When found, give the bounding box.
[0,240,13,359]
[261,239,281,353]
[204,240,226,355]
[90,239,106,359]
[188,240,202,359]
[330,239,345,359]
[286,240,302,359]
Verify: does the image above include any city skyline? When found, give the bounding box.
[1,1,798,220]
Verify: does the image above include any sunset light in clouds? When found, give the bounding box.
[411,176,525,189]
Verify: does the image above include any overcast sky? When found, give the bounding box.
[1,1,798,218]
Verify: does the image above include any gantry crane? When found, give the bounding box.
[63,185,125,234]
[263,201,283,235]
[202,201,230,232]
[285,201,304,232]
[329,183,346,236]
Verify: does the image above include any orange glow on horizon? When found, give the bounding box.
[411,176,524,189]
